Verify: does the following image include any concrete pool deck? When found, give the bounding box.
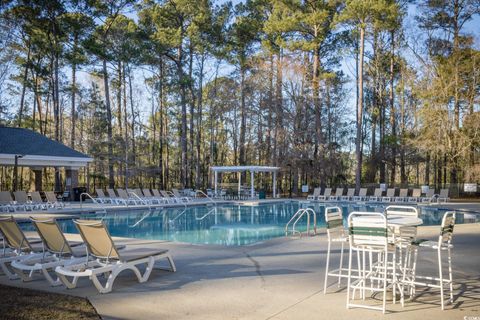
[1,223,479,319]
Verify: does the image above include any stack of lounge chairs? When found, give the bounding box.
[306,187,451,203]
[0,216,176,293]
[0,191,64,212]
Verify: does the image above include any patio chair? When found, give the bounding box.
[395,189,409,202]
[408,188,421,203]
[11,217,86,285]
[346,212,403,313]
[318,188,332,201]
[437,189,450,203]
[324,207,354,293]
[352,188,367,201]
[0,216,45,280]
[368,188,383,202]
[329,188,344,201]
[55,219,176,293]
[45,191,65,208]
[404,212,456,310]
[382,188,396,202]
[307,188,321,201]
[341,188,355,201]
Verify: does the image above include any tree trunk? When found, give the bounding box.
[355,27,365,190]
[103,59,115,188]
[195,54,205,188]
[18,45,31,127]
[70,60,77,148]
[389,30,396,186]
[239,64,247,167]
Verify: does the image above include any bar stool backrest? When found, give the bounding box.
[440,211,455,244]
[384,205,418,217]
[348,212,388,249]
[385,205,418,241]
[325,207,344,240]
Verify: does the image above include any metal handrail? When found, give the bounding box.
[285,208,317,237]
[128,191,151,209]
[195,190,217,205]
[80,192,98,208]
[195,206,217,220]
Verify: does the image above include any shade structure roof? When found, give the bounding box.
[0,127,93,168]
[210,166,281,173]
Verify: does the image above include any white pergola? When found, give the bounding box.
[210,166,281,198]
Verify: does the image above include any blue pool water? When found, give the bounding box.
[23,201,479,246]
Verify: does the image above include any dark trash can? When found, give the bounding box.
[259,190,266,199]
[73,187,87,201]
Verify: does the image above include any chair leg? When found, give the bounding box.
[338,241,344,287]
[438,248,444,310]
[346,246,353,309]
[448,247,453,303]
[324,240,331,294]
[383,252,387,314]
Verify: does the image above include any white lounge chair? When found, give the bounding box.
[395,189,409,202]
[437,189,450,203]
[382,188,396,202]
[352,188,367,201]
[0,216,45,280]
[55,220,176,293]
[421,189,436,203]
[368,188,383,202]
[408,188,421,203]
[329,188,344,201]
[45,191,65,208]
[11,217,86,286]
[172,189,191,203]
[307,188,321,201]
[318,188,332,201]
[341,188,355,201]
[29,191,49,210]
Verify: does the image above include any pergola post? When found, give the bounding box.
[273,171,277,198]
[214,170,218,196]
[250,170,254,199]
[65,168,79,200]
[33,167,43,191]
[238,172,241,197]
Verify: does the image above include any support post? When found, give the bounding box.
[65,168,79,201]
[33,168,43,191]
[251,170,254,199]
[238,172,241,197]
[273,171,277,198]
[214,171,218,196]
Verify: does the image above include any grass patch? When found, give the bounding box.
[0,284,100,320]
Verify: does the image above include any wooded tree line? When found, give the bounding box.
[0,0,479,193]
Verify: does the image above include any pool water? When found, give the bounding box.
[24,201,479,246]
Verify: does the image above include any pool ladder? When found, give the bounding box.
[285,208,317,238]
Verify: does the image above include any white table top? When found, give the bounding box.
[352,215,423,227]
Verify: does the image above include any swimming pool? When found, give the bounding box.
[25,201,480,246]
